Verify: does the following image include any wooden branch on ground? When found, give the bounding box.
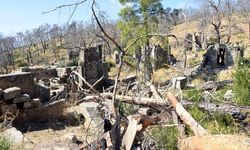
[166,92,207,135]
[121,114,161,150]
[122,115,141,150]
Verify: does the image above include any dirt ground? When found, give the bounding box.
[11,109,94,150]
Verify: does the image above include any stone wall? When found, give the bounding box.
[202,44,236,68]
[0,72,35,98]
[78,45,108,88]
[0,85,65,123]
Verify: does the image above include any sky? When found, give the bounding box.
[0,0,195,35]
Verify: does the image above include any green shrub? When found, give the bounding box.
[188,107,238,134]
[184,89,202,102]
[150,125,178,149]
[119,103,137,116]
[0,137,11,150]
[233,65,250,105]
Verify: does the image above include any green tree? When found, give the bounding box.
[118,0,164,81]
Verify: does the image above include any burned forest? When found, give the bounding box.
[0,0,250,150]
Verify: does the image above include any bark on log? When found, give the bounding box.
[79,93,250,115]
[201,80,233,91]
[166,92,207,135]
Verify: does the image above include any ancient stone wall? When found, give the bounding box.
[78,45,108,88]
[0,72,35,98]
[202,44,236,68]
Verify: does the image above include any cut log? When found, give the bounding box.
[122,115,140,150]
[166,92,207,135]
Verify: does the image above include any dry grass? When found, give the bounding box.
[191,77,206,88]
[170,14,250,46]
[217,68,235,81]
[152,68,183,84]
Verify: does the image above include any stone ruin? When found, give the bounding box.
[78,45,108,88]
[184,33,203,51]
[0,45,108,124]
[133,44,176,71]
[67,47,80,60]
[0,72,65,123]
[202,44,237,68]
[151,45,175,70]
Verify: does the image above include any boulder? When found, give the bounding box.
[3,87,21,101]
[23,98,42,109]
[63,133,79,143]
[71,102,102,130]
[13,94,31,103]
[2,127,24,144]
[224,90,234,101]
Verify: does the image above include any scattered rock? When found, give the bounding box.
[2,127,24,144]
[3,87,21,101]
[63,133,79,143]
[224,90,234,101]
[13,94,31,103]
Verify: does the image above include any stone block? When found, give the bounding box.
[23,98,42,109]
[75,102,103,130]
[172,77,187,90]
[35,83,50,102]
[0,72,35,98]
[46,68,58,77]
[3,87,21,100]
[20,67,29,72]
[78,102,100,118]
[1,104,17,114]
[13,94,31,103]
[86,69,99,79]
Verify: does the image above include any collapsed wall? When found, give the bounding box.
[0,71,66,123]
[202,44,237,68]
[0,45,109,123]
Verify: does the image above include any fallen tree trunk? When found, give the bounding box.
[79,93,250,115]
[166,92,207,135]
[101,93,167,107]
[201,80,233,91]
[181,100,250,114]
